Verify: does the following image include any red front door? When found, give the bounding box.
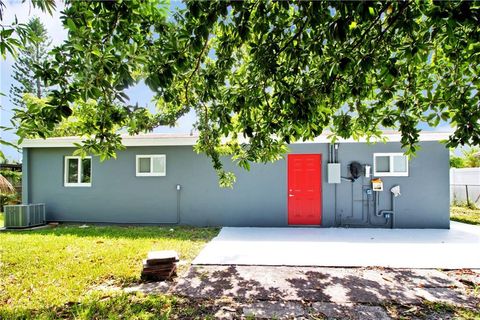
[288,154,322,225]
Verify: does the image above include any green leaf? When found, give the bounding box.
[66,18,77,31]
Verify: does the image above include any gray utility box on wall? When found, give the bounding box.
[4,204,46,229]
[327,163,341,184]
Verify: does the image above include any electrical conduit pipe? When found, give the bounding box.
[379,185,401,229]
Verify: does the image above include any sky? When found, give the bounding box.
[0,0,456,162]
[0,0,194,162]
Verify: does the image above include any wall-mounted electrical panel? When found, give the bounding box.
[328,163,341,184]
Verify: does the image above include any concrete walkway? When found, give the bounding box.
[124,265,479,319]
[173,266,478,309]
[150,265,477,319]
[193,222,480,269]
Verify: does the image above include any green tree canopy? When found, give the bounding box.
[10,17,51,107]
[0,0,55,160]
[450,147,480,168]
[0,0,55,59]
[463,148,480,168]
[13,0,480,186]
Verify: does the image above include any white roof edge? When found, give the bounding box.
[20,134,199,148]
[20,132,452,148]
[299,131,452,144]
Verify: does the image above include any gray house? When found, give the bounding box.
[21,131,450,228]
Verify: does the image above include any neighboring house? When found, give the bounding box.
[20,131,450,228]
[0,163,22,172]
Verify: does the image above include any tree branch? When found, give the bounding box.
[277,17,307,56]
[262,79,271,113]
[371,1,411,45]
[184,36,209,105]
[349,2,391,52]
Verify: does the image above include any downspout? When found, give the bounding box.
[162,184,182,225]
[175,184,181,224]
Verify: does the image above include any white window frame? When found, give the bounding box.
[373,153,409,177]
[64,156,92,187]
[136,155,166,177]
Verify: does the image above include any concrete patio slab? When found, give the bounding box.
[192,221,480,269]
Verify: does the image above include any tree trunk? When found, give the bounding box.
[36,44,42,98]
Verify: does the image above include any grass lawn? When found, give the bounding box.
[451,206,480,225]
[0,224,219,319]
[0,212,3,227]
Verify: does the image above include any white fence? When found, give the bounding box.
[450,168,480,206]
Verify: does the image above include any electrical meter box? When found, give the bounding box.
[327,163,341,184]
[372,178,383,191]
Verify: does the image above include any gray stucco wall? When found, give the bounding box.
[23,141,450,228]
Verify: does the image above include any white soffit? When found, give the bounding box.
[20,134,199,148]
[20,131,452,148]
[299,131,452,144]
